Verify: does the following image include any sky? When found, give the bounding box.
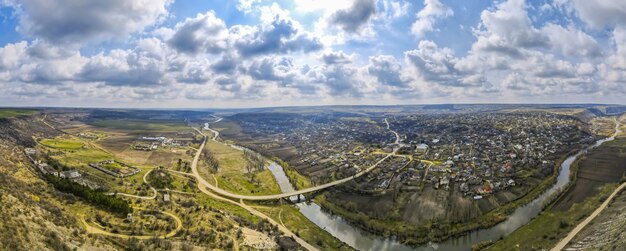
[0,0,625,108]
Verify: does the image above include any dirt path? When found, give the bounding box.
[108,168,157,200]
[80,210,183,239]
[195,185,318,250]
[551,181,626,251]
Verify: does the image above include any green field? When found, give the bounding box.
[89,119,189,132]
[0,109,38,118]
[40,138,85,150]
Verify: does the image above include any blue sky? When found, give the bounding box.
[0,0,625,108]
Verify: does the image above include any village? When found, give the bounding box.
[229,112,594,200]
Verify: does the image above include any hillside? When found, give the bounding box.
[0,114,120,250]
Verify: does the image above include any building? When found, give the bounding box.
[415,143,429,152]
[24,148,36,155]
[59,170,81,179]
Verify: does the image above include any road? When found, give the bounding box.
[190,117,400,201]
[552,119,623,251]
[80,209,182,239]
[385,118,401,145]
[551,181,626,251]
[107,168,157,200]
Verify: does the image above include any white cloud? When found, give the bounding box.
[0,41,27,70]
[167,11,228,54]
[542,23,602,58]
[559,0,626,29]
[15,0,171,44]
[411,0,453,37]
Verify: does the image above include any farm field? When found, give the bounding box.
[552,137,626,211]
[0,109,38,118]
[89,119,190,132]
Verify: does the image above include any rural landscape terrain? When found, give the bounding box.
[0,104,625,251]
[2,0,626,250]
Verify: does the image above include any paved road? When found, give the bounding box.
[191,118,399,201]
[552,119,623,251]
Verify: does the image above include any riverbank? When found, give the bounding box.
[313,149,581,247]
[487,137,625,249]
[485,183,618,250]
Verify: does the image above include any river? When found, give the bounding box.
[230,121,619,250]
[273,135,618,250]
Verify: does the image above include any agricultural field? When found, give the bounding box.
[553,137,626,211]
[0,109,38,118]
[89,119,190,132]
[40,138,85,150]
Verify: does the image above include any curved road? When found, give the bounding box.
[191,117,400,201]
[385,118,401,145]
[107,168,157,200]
[80,209,182,239]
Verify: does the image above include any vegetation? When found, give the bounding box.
[0,109,38,118]
[203,140,280,195]
[45,174,133,215]
[147,167,174,189]
[40,138,84,150]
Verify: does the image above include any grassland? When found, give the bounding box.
[0,109,38,118]
[89,119,189,132]
[40,138,85,150]
[255,204,353,251]
[203,140,281,195]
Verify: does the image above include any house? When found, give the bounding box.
[24,148,36,155]
[59,170,81,179]
[507,179,516,186]
[415,143,429,152]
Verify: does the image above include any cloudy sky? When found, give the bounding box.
[0,0,624,108]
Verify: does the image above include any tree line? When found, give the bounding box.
[45,174,133,215]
